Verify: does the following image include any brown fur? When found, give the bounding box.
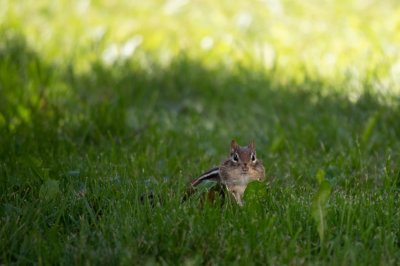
[184,140,265,206]
[219,140,265,205]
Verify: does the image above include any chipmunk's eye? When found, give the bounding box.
[232,153,239,163]
[251,153,256,162]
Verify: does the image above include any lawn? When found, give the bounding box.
[1,0,400,265]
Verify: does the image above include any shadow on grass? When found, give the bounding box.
[1,30,399,191]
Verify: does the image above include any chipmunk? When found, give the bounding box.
[184,140,265,206]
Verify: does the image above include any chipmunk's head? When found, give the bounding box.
[229,140,263,180]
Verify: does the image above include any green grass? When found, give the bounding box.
[1,0,400,265]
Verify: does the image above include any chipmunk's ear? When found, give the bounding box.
[230,139,238,153]
[248,140,255,150]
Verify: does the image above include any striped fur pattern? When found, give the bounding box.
[190,166,220,186]
[183,140,265,205]
[182,167,222,203]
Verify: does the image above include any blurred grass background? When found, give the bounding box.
[3,0,400,84]
[1,0,400,265]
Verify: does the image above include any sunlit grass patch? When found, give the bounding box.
[2,0,400,88]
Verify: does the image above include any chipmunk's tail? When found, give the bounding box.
[140,191,162,207]
[140,167,224,206]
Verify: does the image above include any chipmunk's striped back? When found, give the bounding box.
[182,166,223,203]
[190,167,220,186]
